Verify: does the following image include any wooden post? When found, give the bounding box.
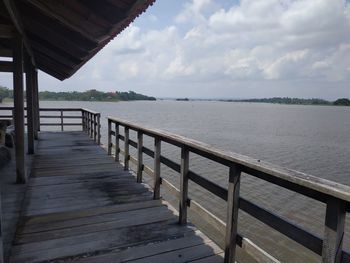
[179,146,189,224]
[97,114,101,145]
[115,123,119,161]
[25,53,34,154]
[153,137,161,200]
[81,110,85,131]
[13,36,26,183]
[322,198,346,263]
[60,110,63,131]
[224,164,241,263]
[124,127,129,170]
[93,114,97,142]
[107,119,111,155]
[32,68,38,139]
[137,131,143,183]
[87,113,91,136]
[33,69,40,133]
[90,113,93,138]
[0,192,4,263]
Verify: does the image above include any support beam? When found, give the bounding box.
[0,48,12,57]
[0,61,12,72]
[13,36,26,183]
[25,53,34,154]
[3,0,36,66]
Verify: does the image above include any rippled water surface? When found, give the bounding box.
[9,100,350,262]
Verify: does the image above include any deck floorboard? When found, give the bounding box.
[8,131,223,263]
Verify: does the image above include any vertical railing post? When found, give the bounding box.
[25,53,34,154]
[137,131,143,183]
[0,192,4,263]
[88,113,91,136]
[322,198,346,263]
[179,146,189,224]
[124,127,129,170]
[115,123,119,161]
[93,114,97,142]
[224,164,241,263]
[60,109,63,131]
[81,110,85,131]
[153,137,161,200]
[90,113,93,138]
[107,119,112,155]
[97,114,101,145]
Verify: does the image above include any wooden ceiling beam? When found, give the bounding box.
[25,0,107,42]
[20,3,98,50]
[0,24,14,38]
[2,0,36,66]
[0,60,12,72]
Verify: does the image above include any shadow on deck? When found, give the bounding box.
[5,131,223,263]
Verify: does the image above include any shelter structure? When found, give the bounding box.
[0,0,155,182]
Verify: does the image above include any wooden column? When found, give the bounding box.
[322,198,346,263]
[179,146,189,224]
[32,68,38,139]
[137,131,143,183]
[33,69,40,133]
[224,164,241,263]
[25,53,34,154]
[0,192,4,263]
[124,127,129,170]
[13,36,26,183]
[60,110,63,131]
[153,138,161,200]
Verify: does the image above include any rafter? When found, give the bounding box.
[2,0,36,66]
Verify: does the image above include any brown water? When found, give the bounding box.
[4,100,350,262]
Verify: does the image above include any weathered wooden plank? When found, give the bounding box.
[153,138,161,200]
[74,230,212,263]
[179,146,189,224]
[322,198,346,263]
[137,131,143,183]
[224,165,241,263]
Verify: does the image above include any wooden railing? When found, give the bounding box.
[107,116,350,263]
[0,107,101,144]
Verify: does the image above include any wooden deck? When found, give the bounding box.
[8,131,223,263]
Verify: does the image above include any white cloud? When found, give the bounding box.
[20,0,350,99]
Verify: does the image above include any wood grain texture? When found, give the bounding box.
[8,131,221,263]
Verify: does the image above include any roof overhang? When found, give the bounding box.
[0,0,155,80]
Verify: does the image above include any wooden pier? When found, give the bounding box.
[5,130,223,263]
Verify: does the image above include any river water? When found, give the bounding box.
[4,100,350,262]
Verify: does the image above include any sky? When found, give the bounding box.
[1,0,350,99]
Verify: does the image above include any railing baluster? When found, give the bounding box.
[153,137,161,200]
[115,123,119,161]
[179,146,189,224]
[60,109,64,131]
[224,164,241,263]
[93,114,97,142]
[124,127,129,170]
[97,114,101,145]
[90,113,93,138]
[81,110,85,132]
[107,119,112,155]
[322,198,346,263]
[137,131,143,183]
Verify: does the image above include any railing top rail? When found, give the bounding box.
[81,108,100,115]
[40,108,83,111]
[108,116,350,204]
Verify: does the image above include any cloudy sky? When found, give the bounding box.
[2,0,350,99]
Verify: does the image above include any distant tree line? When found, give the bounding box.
[221,97,350,106]
[0,87,156,102]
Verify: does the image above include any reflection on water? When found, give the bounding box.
[5,100,350,262]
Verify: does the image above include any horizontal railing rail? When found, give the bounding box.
[0,107,101,144]
[107,116,350,263]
